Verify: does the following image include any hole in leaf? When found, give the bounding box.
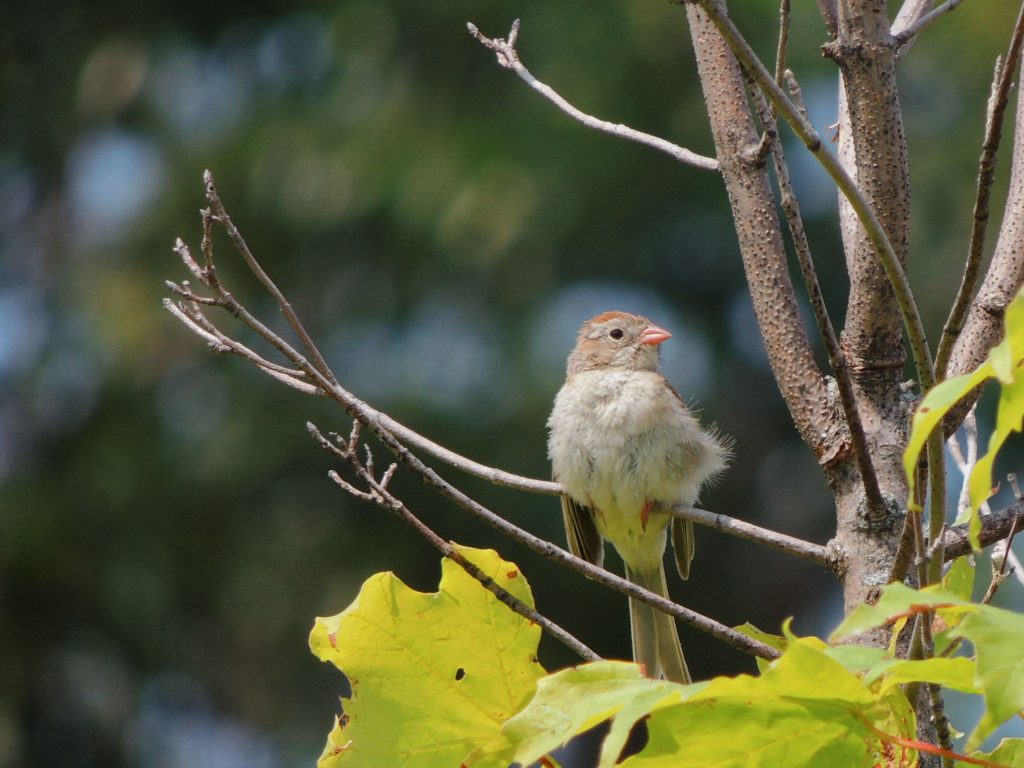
[455,667,466,681]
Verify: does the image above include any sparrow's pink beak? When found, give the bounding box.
[639,323,672,346]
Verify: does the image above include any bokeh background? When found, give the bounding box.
[3,1,1024,766]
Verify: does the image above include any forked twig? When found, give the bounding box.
[894,0,971,49]
[201,171,338,388]
[466,20,719,172]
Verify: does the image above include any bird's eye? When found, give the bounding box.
[609,328,624,340]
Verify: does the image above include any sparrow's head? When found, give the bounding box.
[566,311,671,375]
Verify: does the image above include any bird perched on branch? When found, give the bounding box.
[547,311,730,683]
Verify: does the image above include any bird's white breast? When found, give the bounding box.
[548,369,723,571]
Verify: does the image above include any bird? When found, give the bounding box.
[547,311,730,683]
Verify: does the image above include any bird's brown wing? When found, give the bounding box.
[671,517,695,580]
[663,374,697,580]
[560,493,604,568]
[661,376,689,410]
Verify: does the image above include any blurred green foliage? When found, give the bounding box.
[1,1,1023,766]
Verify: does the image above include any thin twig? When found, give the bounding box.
[202,171,339,388]
[742,68,886,520]
[889,512,918,586]
[936,5,1024,378]
[917,616,955,758]
[891,0,934,39]
[773,0,790,99]
[939,510,1020,661]
[894,0,971,49]
[948,410,983,520]
[992,476,1022,581]
[671,506,832,568]
[164,291,318,392]
[466,20,719,172]
[942,499,1024,560]
[309,423,600,662]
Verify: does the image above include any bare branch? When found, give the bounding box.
[671,506,833,569]
[894,0,971,49]
[166,278,220,306]
[816,0,838,37]
[773,0,791,97]
[891,0,933,38]
[466,20,719,172]
[925,430,948,585]
[942,499,1024,561]
[684,5,846,468]
[744,69,885,519]
[202,171,338,387]
[948,409,985,520]
[173,237,204,280]
[937,5,1024,380]
[163,299,320,395]
[328,469,376,502]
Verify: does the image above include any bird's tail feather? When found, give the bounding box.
[626,563,691,684]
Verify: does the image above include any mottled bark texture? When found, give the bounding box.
[684,5,849,469]
[686,0,909,625]
[826,0,913,623]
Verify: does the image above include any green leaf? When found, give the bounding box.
[309,546,545,768]
[942,555,976,602]
[969,375,1024,517]
[830,582,976,642]
[992,288,1024,384]
[870,657,979,694]
[824,642,977,695]
[479,635,927,767]
[824,643,888,673]
[972,738,1024,768]
[904,366,990,508]
[474,661,691,768]
[952,604,1024,750]
[629,696,874,767]
[904,285,1024,548]
[621,638,882,767]
[935,555,977,651]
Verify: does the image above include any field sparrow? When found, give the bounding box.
[547,311,730,683]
